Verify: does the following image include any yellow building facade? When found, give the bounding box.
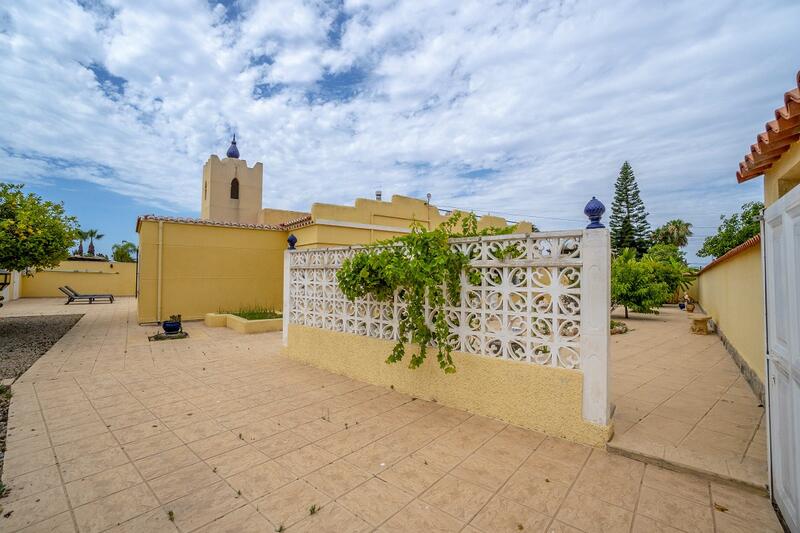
[137,138,530,323]
[693,71,800,398]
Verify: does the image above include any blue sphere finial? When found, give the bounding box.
[226,134,240,158]
[584,196,605,229]
[287,234,297,250]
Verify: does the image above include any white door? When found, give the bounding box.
[764,183,800,532]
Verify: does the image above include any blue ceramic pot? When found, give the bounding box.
[163,321,181,334]
[678,303,686,310]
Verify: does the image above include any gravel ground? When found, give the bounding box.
[0,314,83,485]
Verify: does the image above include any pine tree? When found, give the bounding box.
[609,161,651,255]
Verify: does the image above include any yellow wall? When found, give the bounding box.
[20,260,136,297]
[293,194,531,249]
[137,220,287,323]
[287,325,611,446]
[696,244,765,382]
[764,141,800,207]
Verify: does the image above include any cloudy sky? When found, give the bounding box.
[1,0,798,263]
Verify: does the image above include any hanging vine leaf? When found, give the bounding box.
[336,212,516,373]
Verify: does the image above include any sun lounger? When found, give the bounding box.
[59,286,114,304]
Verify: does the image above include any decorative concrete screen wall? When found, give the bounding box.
[283,228,611,445]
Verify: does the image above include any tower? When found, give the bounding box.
[200,135,264,224]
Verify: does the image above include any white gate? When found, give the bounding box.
[763,183,800,532]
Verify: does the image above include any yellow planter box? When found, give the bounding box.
[204,313,282,334]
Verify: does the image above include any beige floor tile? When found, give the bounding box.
[121,430,183,461]
[451,449,518,491]
[253,429,309,458]
[636,485,713,533]
[193,504,273,533]
[421,474,493,522]
[165,480,246,532]
[338,477,413,526]
[304,459,372,498]
[0,486,69,532]
[291,502,372,533]
[636,414,693,445]
[3,464,62,503]
[226,460,297,500]
[571,463,641,510]
[66,462,143,507]
[275,444,338,477]
[103,508,178,533]
[59,446,130,483]
[499,465,570,516]
[535,437,591,466]
[206,444,268,477]
[642,467,709,506]
[379,499,463,532]
[582,449,644,482]
[470,495,551,533]
[16,511,76,533]
[74,483,159,533]
[713,509,784,533]
[3,447,57,479]
[149,461,223,503]
[710,482,782,528]
[556,491,633,533]
[187,431,246,459]
[135,445,199,479]
[378,455,445,495]
[112,419,169,444]
[630,514,683,533]
[171,419,226,443]
[520,450,583,484]
[253,479,331,528]
[53,431,118,463]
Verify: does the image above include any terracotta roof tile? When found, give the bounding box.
[737,71,800,183]
[698,234,761,275]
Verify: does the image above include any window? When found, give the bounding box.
[230,178,239,199]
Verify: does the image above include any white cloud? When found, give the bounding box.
[0,0,799,263]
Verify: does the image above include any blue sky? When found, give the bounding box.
[0,1,797,263]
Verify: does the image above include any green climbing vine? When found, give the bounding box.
[336,212,516,373]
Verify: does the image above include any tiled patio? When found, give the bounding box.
[0,298,782,532]
[609,306,767,490]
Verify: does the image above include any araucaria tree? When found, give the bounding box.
[0,183,79,272]
[609,161,651,255]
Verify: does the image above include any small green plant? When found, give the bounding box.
[222,306,282,321]
[308,504,319,515]
[0,385,12,400]
[275,525,285,532]
[337,212,515,373]
[610,320,628,335]
[167,510,175,522]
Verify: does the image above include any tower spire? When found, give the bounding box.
[226,134,240,159]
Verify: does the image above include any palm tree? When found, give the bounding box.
[111,241,138,262]
[652,219,693,248]
[75,229,90,256]
[85,229,104,256]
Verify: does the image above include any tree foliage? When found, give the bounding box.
[609,161,651,256]
[651,219,693,248]
[0,183,79,272]
[697,201,763,258]
[611,248,669,318]
[336,212,515,373]
[642,244,696,295]
[112,241,138,262]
